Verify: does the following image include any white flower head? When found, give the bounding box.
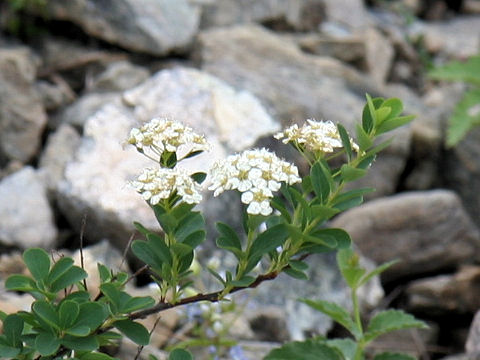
[128,117,210,162]
[274,119,359,153]
[130,167,202,205]
[208,148,300,215]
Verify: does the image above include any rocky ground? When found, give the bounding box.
[0,0,480,359]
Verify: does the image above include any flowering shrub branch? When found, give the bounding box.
[0,94,424,360]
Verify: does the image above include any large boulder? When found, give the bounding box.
[0,46,47,163]
[331,190,480,282]
[38,0,200,56]
[0,167,58,249]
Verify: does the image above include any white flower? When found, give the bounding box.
[274,119,359,153]
[208,148,300,215]
[131,167,202,205]
[128,118,210,161]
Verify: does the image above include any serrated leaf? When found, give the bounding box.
[446,88,480,147]
[364,310,428,343]
[337,124,353,161]
[429,55,480,85]
[23,248,50,282]
[358,260,398,288]
[50,266,88,292]
[340,164,367,182]
[59,300,79,330]
[35,332,60,356]
[169,348,194,360]
[326,338,357,360]
[32,300,60,330]
[299,299,361,339]
[114,319,150,345]
[62,334,99,351]
[5,274,36,292]
[264,339,342,360]
[373,352,416,360]
[3,314,23,347]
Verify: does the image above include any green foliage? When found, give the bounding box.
[0,95,416,359]
[429,55,480,147]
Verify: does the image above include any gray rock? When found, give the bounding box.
[40,0,200,56]
[406,266,480,314]
[197,25,410,198]
[322,0,371,30]
[0,46,47,163]
[467,310,480,353]
[0,167,58,249]
[444,125,480,227]
[331,190,480,282]
[198,0,325,31]
[409,16,480,58]
[36,79,75,111]
[89,61,150,92]
[441,355,480,360]
[39,124,82,192]
[57,67,279,248]
[52,92,121,129]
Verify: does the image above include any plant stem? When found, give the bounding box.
[352,287,365,360]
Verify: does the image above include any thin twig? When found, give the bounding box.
[121,233,135,270]
[80,214,88,292]
[125,264,150,286]
[134,316,162,360]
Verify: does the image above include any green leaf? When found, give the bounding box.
[122,295,155,313]
[59,300,79,330]
[382,98,404,119]
[364,310,428,343]
[311,229,351,249]
[375,107,391,124]
[288,260,309,272]
[246,224,289,273]
[299,299,361,339]
[133,221,151,236]
[35,332,61,356]
[363,94,383,133]
[169,348,194,360]
[230,275,256,287]
[23,248,50,282]
[429,55,480,85]
[337,124,353,161]
[310,205,340,222]
[311,161,331,203]
[72,302,108,332]
[0,337,20,358]
[114,319,150,345]
[79,352,118,360]
[340,164,367,182]
[153,204,178,234]
[182,230,205,249]
[5,274,36,292]
[131,240,163,271]
[358,260,398,288]
[326,338,357,360]
[191,172,207,184]
[147,233,173,266]
[32,300,60,330]
[264,339,342,360]
[355,123,373,151]
[376,115,414,135]
[62,334,99,351]
[207,267,226,286]
[332,188,375,206]
[374,353,416,360]
[216,222,242,251]
[336,248,365,289]
[50,266,88,293]
[46,257,74,285]
[446,88,480,147]
[97,263,112,283]
[174,211,205,242]
[283,267,308,280]
[3,314,24,347]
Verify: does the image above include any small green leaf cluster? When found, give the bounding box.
[264,249,428,360]
[1,248,155,359]
[429,55,480,147]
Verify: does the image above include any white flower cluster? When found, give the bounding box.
[131,167,202,205]
[274,120,359,153]
[128,117,210,158]
[208,148,301,216]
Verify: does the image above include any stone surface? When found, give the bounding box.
[406,266,480,314]
[57,67,279,248]
[331,190,480,282]
[36,78,76,111]
[39,0,200,56]
[363,27,395,86]
[0,167,58,249]
[467,310,480,353]
[0,46,47,163]
[198,0,325,31]
[444,125,480,227]
[322,0,370,29]
[89,61,150,92]
[39,124,82,191]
